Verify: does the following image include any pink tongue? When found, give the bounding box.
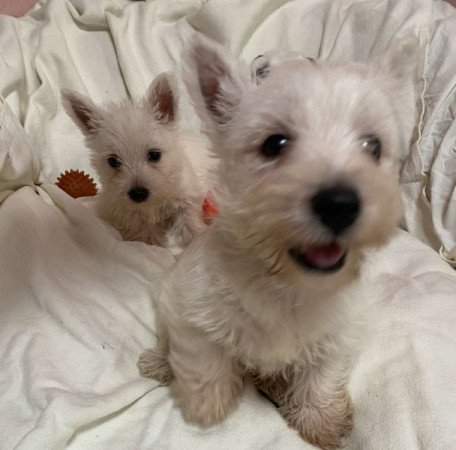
[304,242,344,268]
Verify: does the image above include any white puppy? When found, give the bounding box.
[62,73,205,247]
[138,36,417,448]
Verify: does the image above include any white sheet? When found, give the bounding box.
[401,1,456,265]
[1,0,456,449]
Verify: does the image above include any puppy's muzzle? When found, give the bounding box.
[311,185,361,235]
[128,186,149,203]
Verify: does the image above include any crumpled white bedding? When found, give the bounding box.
[1,0,456,449]
[401,0,456,263]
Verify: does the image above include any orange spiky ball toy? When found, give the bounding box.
[56,169,98,198]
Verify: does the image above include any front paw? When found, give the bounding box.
[137,348,172,384]
[172,377,243,427]
[283,391,353,449]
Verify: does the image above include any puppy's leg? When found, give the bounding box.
[137,347,172,384]
[143,226,167,247]
[137,324,172,384]
[172,201,206,246]
[280,346,353,450]
[169,325,243,427]
[254,372,288,407]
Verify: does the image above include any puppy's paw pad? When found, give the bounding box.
[137,348,172,383]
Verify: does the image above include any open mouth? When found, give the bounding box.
[288,242,347,273]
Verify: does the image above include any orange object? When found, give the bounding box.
[202,191,219,224]
[56,169,97,198]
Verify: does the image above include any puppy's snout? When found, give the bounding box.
[128,186,149,203]
[311,185,361,235]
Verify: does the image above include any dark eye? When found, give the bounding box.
[261,134,289,158]
[361,135,382,161]
[147,150,161,163]
[107,155,121,168]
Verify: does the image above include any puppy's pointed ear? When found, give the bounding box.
[376,36,420,159]
[61,89,102,136]
[183,35,249,127]
[377,36,419,82]
[144,73,177,124]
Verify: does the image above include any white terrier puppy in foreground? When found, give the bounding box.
[62,73,205,247]
[138,36,416,448]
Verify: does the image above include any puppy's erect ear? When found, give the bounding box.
[376,36,420,159]
[377,36,419,82]
[61,89,102,136]
[250,54,270,84]
[183,35,249,127]
[144,73,177,124]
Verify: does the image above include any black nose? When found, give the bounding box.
[311,185,361,235]
[128,187,149,203]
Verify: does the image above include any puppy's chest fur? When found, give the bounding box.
[180,240,356,374]
[98,195,187,246]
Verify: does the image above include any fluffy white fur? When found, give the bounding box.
[138,36,417,448]
[62,73,206,247]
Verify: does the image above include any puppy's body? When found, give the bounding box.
[147,221,361,447]
[62,74,206,248]
[165,229,360,370]
[138,37,417,448]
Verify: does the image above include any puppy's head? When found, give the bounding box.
[62,73,183,211]
[184,36,417,286]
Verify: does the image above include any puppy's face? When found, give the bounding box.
[62,74,183,212]
[185,37,416,285]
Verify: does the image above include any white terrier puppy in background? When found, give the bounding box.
[62,73,205,248]
[138,36,417,448]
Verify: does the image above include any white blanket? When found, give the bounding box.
[401,0,456,263]
[1,1,456,449]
